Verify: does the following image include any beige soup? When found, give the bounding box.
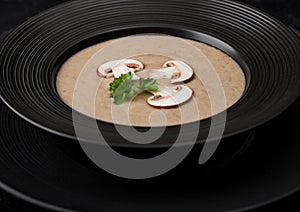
[56,35,245,127]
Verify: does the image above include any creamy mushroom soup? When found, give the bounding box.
[56,35,246,127]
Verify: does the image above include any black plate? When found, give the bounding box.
[0,0,300,146]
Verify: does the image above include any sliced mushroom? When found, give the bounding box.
[162,60,194,83]
[147,85,193,107]
[98,59,144,80]
[137,60,194,83]
[140,66,177,81]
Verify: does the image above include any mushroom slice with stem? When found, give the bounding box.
[162,60,194,83]
[144,67,178,81]
[137,60,194,83]
[147,85,193,107]
[98,59,144,80]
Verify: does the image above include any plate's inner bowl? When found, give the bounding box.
[56,34,246,127]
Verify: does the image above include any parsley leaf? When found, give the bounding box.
[138,78,159,92]
[109,72,158,105]
[109,72,133,97]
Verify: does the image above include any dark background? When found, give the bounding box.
[0,0,299,211]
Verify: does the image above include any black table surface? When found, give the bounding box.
[0,0,299,211]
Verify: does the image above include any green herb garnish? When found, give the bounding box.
[109,72,159,105]
[138,78,159,92]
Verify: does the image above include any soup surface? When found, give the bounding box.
[56,35,245,127]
